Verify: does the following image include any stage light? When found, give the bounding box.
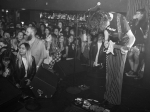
[46,2,48,5]
[6,10,8,13]
[2,9,4,12]
[21,8,26,10]
[21,22,24,25]
[97,2,101,6]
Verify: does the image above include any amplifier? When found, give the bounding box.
[0,77,22,111]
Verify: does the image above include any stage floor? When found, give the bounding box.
[18,66,150,112]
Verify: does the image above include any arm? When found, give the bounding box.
[104,30,109,48]
[47,41,51,51]
[143,21,149,39]
[37,42,47,70]
[126,30,135,48]
[29,56,36,81]
[122,16,135,48]
[65,46,68,57]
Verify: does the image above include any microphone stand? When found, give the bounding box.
[66,3,101,94]
[66,14,82,94]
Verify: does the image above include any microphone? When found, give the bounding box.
[88,2,101,11]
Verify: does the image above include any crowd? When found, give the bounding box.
[0,19,106,89]
[0,8,148,109]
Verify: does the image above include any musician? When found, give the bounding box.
[126,9,149,79]
[88,10,135,109]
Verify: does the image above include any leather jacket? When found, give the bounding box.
[14,56,36,85]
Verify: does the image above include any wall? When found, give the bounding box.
[0,0,128,12]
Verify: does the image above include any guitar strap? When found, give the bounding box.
[117,13,122,41]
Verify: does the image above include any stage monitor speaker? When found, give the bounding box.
[0,77,22,111]
[54,59,85,78]
[30,65,58,98]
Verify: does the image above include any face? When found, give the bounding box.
[59,36,64,43]
[54,29,59,36]
[65,27,69,32]
[28,24,32,27]
[69,36,74,43]
[4,32,10,39]
[22,30,26,34]
[17,32,24,41]
[16,24,21,28]
[0,42,6,48]
[25,28,32,41]
[58,22,62,29]
[0,25,3,30]
[24,34,28,40]
[19,44,27,56]
[70,29,75,35]
[2,58,10,67]
[40,25,45,31]
[83,30,86,34]
[87,35,91,42]
[135,11,143,20]
[45,28,50,35]
[91,30,97,35]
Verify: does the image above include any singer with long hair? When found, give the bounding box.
[88,10,135,109]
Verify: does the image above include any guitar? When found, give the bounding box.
[106,40,130,55]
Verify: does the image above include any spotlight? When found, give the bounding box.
[6,10,8,13]
[97,2,101,6]
[21,22,24,25]
[21,8,26,10]
[2,9,4,12]
[46,2,48,5]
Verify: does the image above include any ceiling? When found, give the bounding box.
[0,0,128,12]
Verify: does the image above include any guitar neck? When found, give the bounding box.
[114,44,130,50]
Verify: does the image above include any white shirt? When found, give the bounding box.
[95,42,102,65]
[22,57,28,77]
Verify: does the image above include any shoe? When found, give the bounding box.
[134,71,144,79]
[19,95,30,103]
[100,99,109,106]
[104,103,120,111]
[125,70,136,77]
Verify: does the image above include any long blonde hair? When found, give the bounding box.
[17,42,33,70]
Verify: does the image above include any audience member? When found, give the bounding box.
[25,27,47,71]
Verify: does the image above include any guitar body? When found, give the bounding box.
[106,40,130,55]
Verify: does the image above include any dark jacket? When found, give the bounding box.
[14,56,36,86]
[90,42,105,64]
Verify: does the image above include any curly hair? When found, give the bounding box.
[87,10,111,32]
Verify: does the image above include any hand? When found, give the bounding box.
[26,79,31,86]
[93,62,100,67]
[120,46,129,54]
[36,66,39,72]
[104,41,109,48]
[133,15,137,19]
[106,40,115,55]
[16,84,21,88]
[3,72,7,77]
[63,54,67,58]
[144,35,147,39]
